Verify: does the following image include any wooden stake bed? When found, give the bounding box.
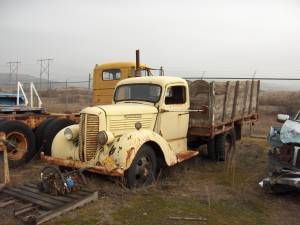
[0,182,98,225]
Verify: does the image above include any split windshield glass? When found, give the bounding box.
[114,84,161,103]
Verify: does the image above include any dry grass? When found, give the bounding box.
[259,90,300,115]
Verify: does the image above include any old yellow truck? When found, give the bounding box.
[42,76,259,188]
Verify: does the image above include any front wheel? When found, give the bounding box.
[125,145,157,189]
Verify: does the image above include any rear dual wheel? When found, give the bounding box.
[41,118,75,155]
[207,130,236,161]
[0,120,36,168]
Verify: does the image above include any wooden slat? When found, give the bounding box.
[231,81,240,119]
[19,185,73,203]
[24,183,85,200]
[222,81,230,122]
[242,80,250,115]
[209,82,215,125]
[7,187,64,206]
[2,189,56,210]
[14,206,36,216]
[0,199,16,208]
[256,80,260,113]
[36,191,98,225]
[248,79,254,114]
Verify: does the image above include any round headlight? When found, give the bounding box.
[97,131,108,145]
[64,128,73,140]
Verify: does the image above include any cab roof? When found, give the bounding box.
[116,76,187,87]
[94,62,147,70]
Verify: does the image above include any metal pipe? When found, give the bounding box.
[135,49,140,70]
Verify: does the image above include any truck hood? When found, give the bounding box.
[97,103,158,116]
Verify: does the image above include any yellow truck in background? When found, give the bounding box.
[42,75,260,188]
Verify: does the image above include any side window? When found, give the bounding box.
[102,69,121,80]
[165,86,186,105]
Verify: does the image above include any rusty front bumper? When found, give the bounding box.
[40,152,124,177]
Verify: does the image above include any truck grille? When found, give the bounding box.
[109,117,152,131]
[79,113,99,161]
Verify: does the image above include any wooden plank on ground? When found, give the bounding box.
[36,191,98,225]
[0,199,16,208]
[7,187,64,206]
[2,189,56,210]
[19,185,73,203]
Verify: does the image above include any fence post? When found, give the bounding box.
[0,132,10,187]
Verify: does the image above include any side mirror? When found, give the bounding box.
[277,114,289,123]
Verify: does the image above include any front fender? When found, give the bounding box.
[108,129,177,170]
[51,124,80,160]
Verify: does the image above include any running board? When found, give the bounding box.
[176,150,199,163]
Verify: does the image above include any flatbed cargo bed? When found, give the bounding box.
[188,79,259,137]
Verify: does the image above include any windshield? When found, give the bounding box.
[114,84,161,103]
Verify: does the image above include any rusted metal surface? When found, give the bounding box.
[188,113,258,138]
[125,147,135,168]
[41,152,124,177]
[0,182,98,225]
[0,132,10,185]
[176,150,199,163]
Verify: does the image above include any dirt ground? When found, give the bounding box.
[1,137,300,225]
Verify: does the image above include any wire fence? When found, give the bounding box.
[0,76,298,137]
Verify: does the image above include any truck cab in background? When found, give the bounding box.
[92,62,159,105]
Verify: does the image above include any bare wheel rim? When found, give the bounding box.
[134,155,154,187]
[6,131,28,161]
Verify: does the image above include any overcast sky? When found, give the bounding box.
[0,0,300,81]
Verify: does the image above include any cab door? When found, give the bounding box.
[157,84,189,141]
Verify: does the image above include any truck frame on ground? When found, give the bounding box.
[42,75,259,188]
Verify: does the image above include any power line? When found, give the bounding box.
[183,76,300,81]
[37,58,53,90]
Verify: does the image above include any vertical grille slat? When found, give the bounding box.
[79,113,99,161]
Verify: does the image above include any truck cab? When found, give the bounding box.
[44,76,199,188]
[92,62,149,105]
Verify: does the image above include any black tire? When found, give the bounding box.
[43,118,75,155]
[35,117,56,152]
[207,138,216,160]
[125,144,157,189]
[215,130,236,161]
[0,120,36,168]
[263,181,296,194]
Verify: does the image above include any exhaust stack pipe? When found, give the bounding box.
[135,49,141,76]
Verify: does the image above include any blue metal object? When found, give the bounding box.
[0,92,25,106]
[0,92,44,113]
[65,177,75,188]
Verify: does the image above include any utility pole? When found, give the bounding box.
[37,58,53,90]
[7,61,21,90]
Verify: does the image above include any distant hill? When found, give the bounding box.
[260,80,300,91]
[0,73,45,84]
[0,73,50,92]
